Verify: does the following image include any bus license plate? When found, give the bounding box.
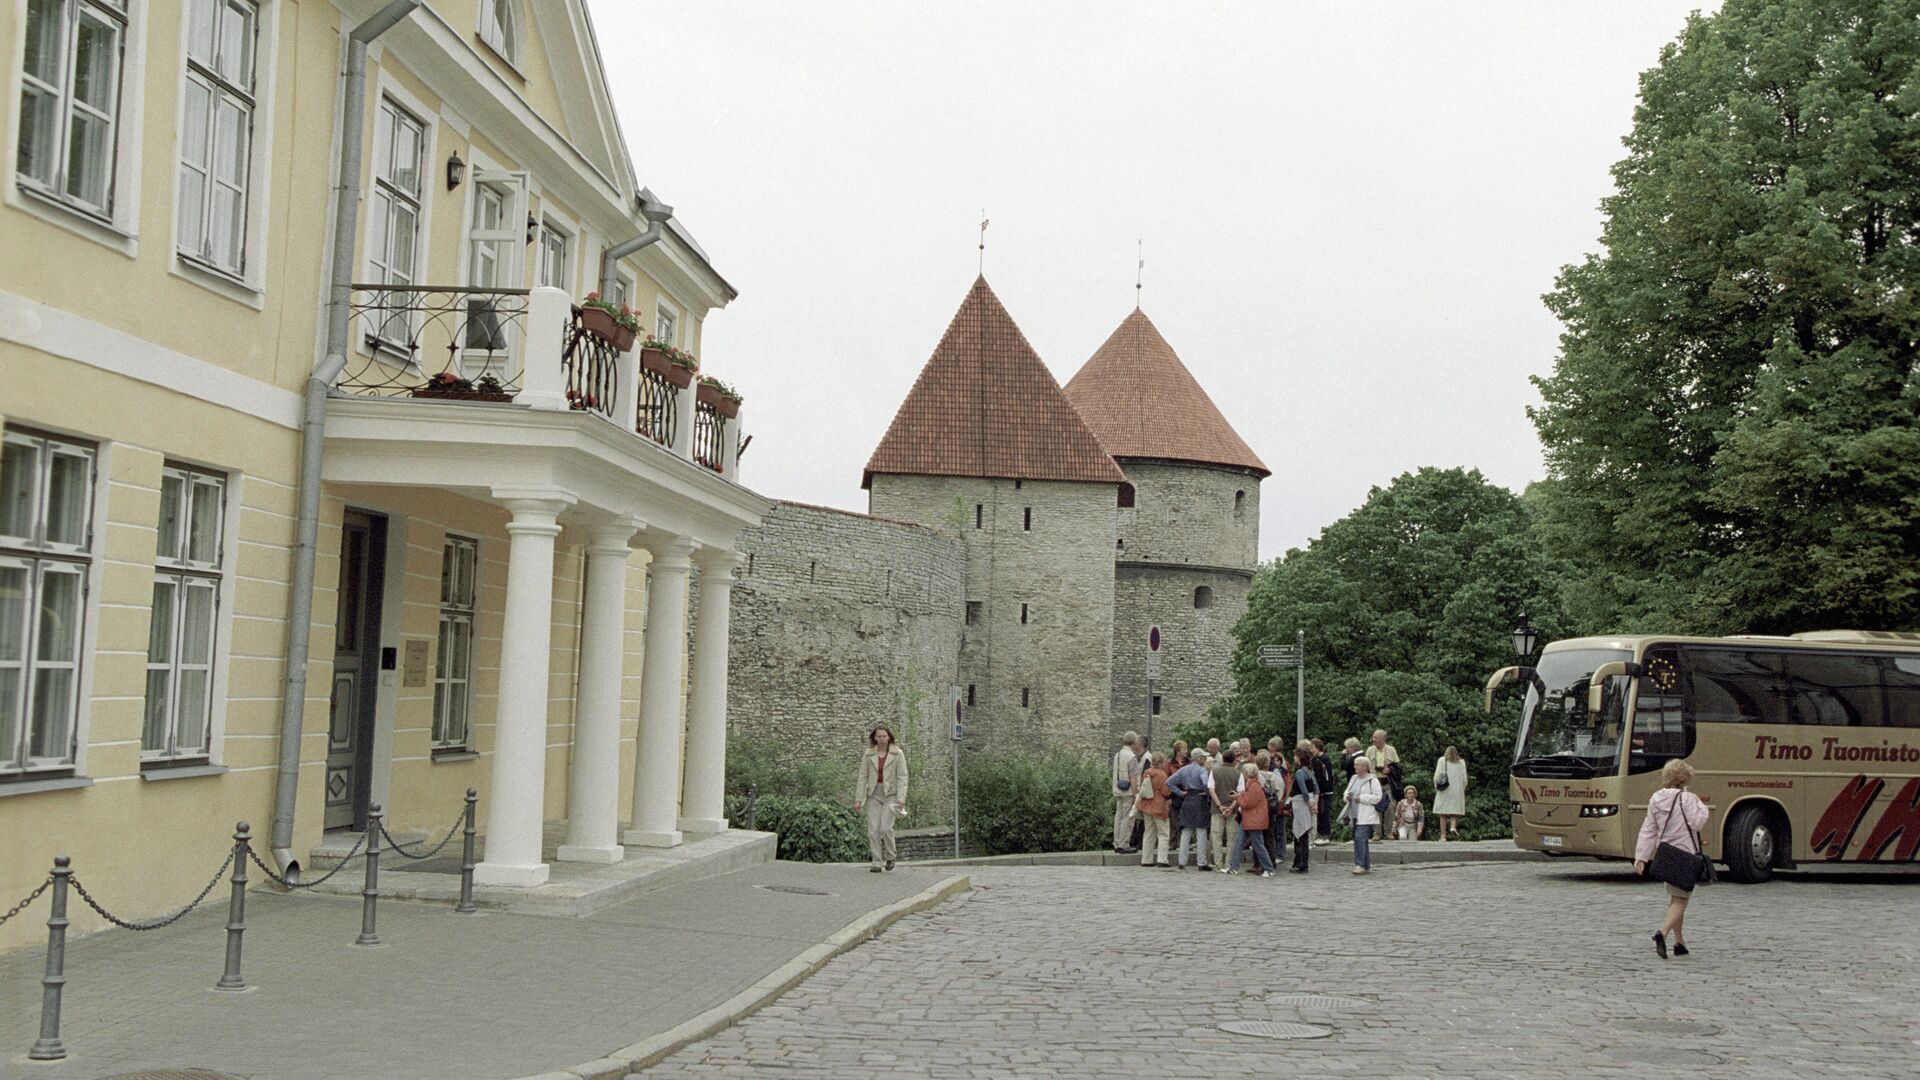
[1540,835,1565,848]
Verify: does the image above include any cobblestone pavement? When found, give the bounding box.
[636,862,1920,1079]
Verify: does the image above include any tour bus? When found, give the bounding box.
[1484,631,1920,882]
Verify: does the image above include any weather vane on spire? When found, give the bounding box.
[978,212,990,275]
[1136,239,1144,308]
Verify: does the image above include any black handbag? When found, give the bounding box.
[1646,793,1712,891]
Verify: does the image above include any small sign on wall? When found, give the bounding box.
[402,638,431,688]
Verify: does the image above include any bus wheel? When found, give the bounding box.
[1723,804,1779,884]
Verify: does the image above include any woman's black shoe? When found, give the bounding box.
[884,860,895,872]
[1652,932,1668,959]
[1673,942,1689,957]
[869,866,883,873]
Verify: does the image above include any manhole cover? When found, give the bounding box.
[1620,1019,1721,1036]
[1266,993,1371,1011]
[1607,1048,1723,1066]
[757,884,833,896]
[99,1072,246,1080]
[1218,1020,1333,1040]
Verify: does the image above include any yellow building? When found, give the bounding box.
[1,0,768,950]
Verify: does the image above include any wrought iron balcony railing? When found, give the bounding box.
[336,285,529,399]
[329,285,745,482]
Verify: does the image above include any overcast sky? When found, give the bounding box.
[589,1,1710,560]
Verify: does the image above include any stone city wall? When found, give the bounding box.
[1110,565,1251,746]
[1116,460,1261,570]
[727,502,964,811]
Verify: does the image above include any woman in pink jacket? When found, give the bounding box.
[1634,759,1712,959]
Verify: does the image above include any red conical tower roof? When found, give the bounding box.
[1064,309,1268,476]
[864,278,1127,489]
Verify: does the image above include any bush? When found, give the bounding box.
[729,793,867,863]
[957,750,1109,856]
[727,734,856,803]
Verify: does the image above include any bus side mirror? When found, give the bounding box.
[1587,661,1641,713]
[1484,666,1527,714]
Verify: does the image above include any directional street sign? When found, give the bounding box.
[1259,643,1302,669]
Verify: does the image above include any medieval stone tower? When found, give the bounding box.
[863,278,1127,753]
[1064,309,1267,744]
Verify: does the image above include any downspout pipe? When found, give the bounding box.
[598,195,676,297]
[270,0,423,874]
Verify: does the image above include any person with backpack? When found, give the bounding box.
[1228,762,1275,877]
[1310,739,1335,845]
[1166,750,1214,870]
[1132,751,1172,868]
[1259,750,1289,867]
[1207,749,1242,871]
[1289,743,1320,872]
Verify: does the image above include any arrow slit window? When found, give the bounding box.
[1193,585,1213,609]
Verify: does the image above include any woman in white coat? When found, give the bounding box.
[1343,756,1383,875]
[1432,746,1468,841]
[854,725,908,872]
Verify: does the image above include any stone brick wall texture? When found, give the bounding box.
[728,502,964,811]
[869,475,1118,755]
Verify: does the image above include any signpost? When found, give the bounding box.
[949,686,964,858]
[1258,628,1306,745]
[1145,626,1163,747]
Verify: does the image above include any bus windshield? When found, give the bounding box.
[1513,648,1629,779]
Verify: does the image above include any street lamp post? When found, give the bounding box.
[1257,630,1306,746]
[1511,612,1538,664]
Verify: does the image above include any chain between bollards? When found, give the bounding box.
[456,788,479,914]
[355,804,383,946]
[215,823,251,991]
[28,855,70,1061]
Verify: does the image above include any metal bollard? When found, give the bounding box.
[355,804,382,947]
[215,822,251,991]
[28,855,70,1060]
[744,784,757,832]
[455,788,478,915]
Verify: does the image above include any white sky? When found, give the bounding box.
[588,1,1710,559]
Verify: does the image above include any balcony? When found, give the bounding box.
[333,284,746,481]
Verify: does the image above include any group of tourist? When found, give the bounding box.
[1111,729,1470,876]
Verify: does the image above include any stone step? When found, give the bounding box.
[306,827,430,872]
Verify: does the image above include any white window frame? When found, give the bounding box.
[535,216,572,292]
[173,0,258,282]
[654,302,678,347]
[142,463,226,764]
[0,427,97,778]
[476,0,520,69]
[432,534,477,751]
[14,0,130,223]
[361,93,429,354]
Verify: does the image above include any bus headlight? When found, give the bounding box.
[1511,801,1523,816]
[1579,804,1619,818]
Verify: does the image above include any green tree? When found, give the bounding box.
[1533,0,1920,635]
[1201,468,1566,838]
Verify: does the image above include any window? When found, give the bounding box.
[536,220,569,290]
[366,97,424,347]
[965,684,975,707]
[143,464,225,762]
[1151,695,1162,716]
[1117,483,1135,509]
[1022,507,1031,531]
[973,504,983,529]
[1020,687,1030,708]
[1630,646,1691,767]
[965,601,982,626]
[1193,585,1213,609]
[17,0,129,217]
[655,305,678,346]
[1,428,95,776]
[1234,490,1246,518]
[433,536,477,749]
[477,0,518,64]
[1886,658,1920,728]
[1783,652,1883,727]
[467,180,513,289]
[1686,648,1787,725]
[176,0,256,276]
[1019,603,1028,625]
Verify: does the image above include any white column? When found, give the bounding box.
[475,495,571,887]
[624,537,694,847]
[557,518,641,863]
[671,375,699,460]
[520,286,571,412]
[679,550,740,834]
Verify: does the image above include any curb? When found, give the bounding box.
[512,872,972,1080]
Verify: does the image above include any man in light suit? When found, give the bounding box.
[1112,732,1143,854]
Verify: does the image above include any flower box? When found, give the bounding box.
[696,380,742,418]
[578,305,636,352]
[641,347,696,388]
[410,387,515,403]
